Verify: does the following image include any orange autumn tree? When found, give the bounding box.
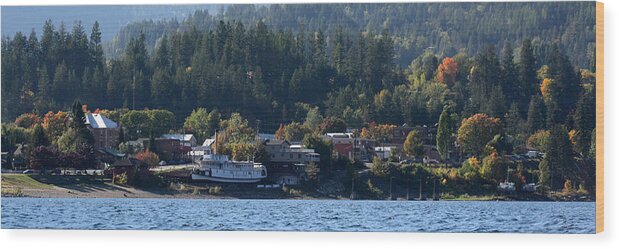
[457,114,503,156]
[42,111,69,143]
[360,122,396,143]
[437,57,458,87]
[14,113,40,128]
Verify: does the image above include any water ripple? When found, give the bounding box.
[1,198,595,233]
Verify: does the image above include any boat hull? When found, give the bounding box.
[191,173,266,183]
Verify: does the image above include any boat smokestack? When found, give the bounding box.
[214,129,218,155]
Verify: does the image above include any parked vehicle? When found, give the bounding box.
[499,181,516,193]
[522,183,537,192]
[525,150,540,158]
[22,169,36,174]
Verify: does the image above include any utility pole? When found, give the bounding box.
[350,176,355,200]
[418,173,423,200]
[390,176,395,200]
[433,178,438,201]
[253,120,260,162]
[132,66,136,110]
[406,178,410,200]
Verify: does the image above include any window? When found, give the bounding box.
[289,154,293,159]
[298,154,301,159]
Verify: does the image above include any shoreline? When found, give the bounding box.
[1,174,595,202]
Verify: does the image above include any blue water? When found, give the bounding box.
[1,198,595,233]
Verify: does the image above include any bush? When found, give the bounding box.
[282,184,290,193]
[15,113,39,128]
[114,173,128,185]
[577,183,588,194]
[209,186,222,195]
[563,179,574,194]
[366,179,384,199]
[2,187,24,197]
[136,150,160,167]
[459,157,480,181]
[289,188,304,196]
[371,156,390,178]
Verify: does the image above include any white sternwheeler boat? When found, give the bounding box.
[191,154,267,183]
[191,132,267,183]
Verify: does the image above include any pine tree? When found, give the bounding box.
[518,39,537,114]
[89,21,104,67]
[546,44,580,124]
[505,102,523,139]
[30,123,49,148]
[70,99,94,146]
[573,89,595,155]
[539,125,576,190]
[500,43,519,107]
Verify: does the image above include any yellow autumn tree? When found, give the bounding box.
[540,78,555,102]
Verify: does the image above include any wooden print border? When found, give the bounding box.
[596,1,604,234]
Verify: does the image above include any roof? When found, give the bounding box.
[264,139,290,146]
[98,148,125,158]
[112,158,134,167]
[258,133,276,140]
[325,133,353,138]
[203,138,215,147]
[85,113,118,129]
[192,146,212,151]
[162,134,196,142]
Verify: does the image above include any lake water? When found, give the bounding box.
[1,198,595,233]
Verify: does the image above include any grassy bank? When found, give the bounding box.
[2,174,53,189]
[1,174,54,197]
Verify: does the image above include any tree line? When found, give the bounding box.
[110,2,596,69]
[1,13,596,192]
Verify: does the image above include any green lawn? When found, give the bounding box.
[1,174,53,189]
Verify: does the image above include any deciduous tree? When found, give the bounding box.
[457,113,503,156]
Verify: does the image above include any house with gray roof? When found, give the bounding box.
[85,113,120,151]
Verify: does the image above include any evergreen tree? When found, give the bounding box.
[89,21,104,67]
[518,39,537,113]
[539,125,576,190]
[573,89,595,155]
[30,123,49,148]
[527,94,546,133]
[546,44,580,124]
[436,105,455,160]
[70,100,95,146]
[500,43,519,107]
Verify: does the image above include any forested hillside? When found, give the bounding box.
[2,2,595,135]
[108,2,596,69]
[1,3,597,194]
